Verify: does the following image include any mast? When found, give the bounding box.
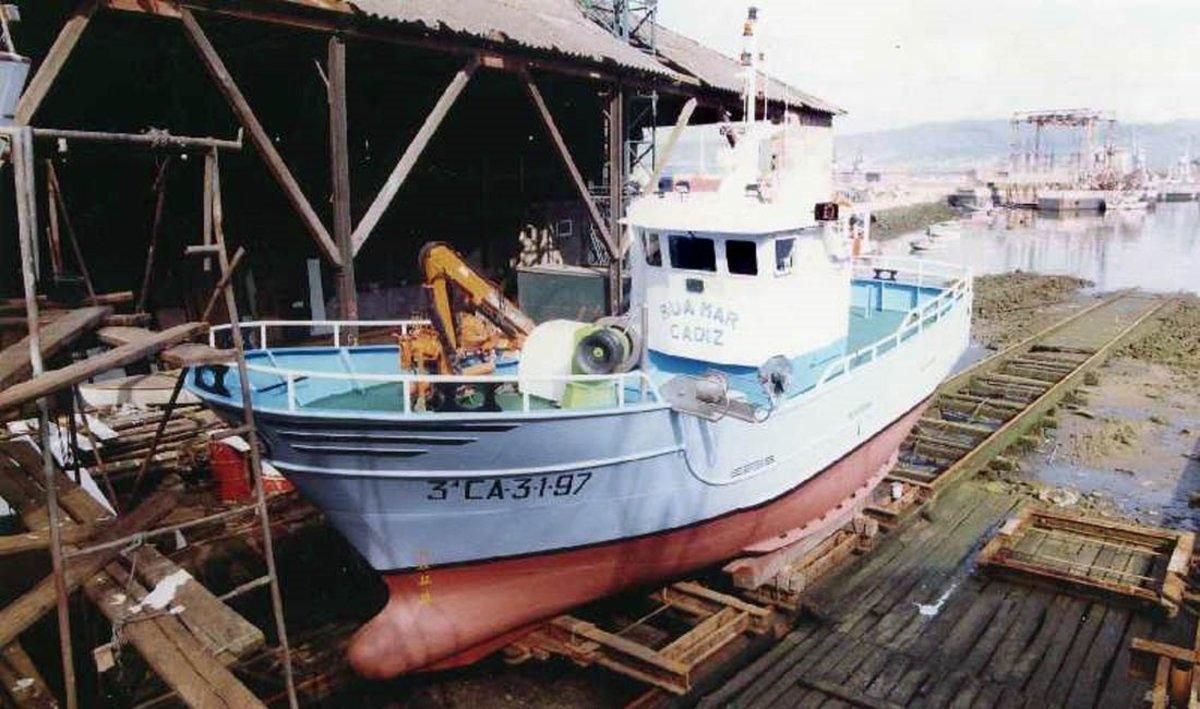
[740,6,758,124]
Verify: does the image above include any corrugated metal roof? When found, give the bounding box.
[348,0,676,78]
[652,24,841,115]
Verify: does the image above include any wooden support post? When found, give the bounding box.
[14,1,97,125]
[607,87,624,314]
[45,162,97,303]
[201,148,215,272]
[128,372,186,499]
[136,157,172,313]
[44,161,64,279]
[179,7,342,267]
[8,126,78,709]
[351,55,479,255]
[201,245,246,322]
[519,67,617,259]
[327,35,357,324]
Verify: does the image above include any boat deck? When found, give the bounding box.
[700,481,1181,708]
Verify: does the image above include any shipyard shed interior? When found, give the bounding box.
[3,1,835,330]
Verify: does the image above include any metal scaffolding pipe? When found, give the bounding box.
[31,126,243,151]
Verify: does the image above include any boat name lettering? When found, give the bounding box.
[425,472,592,501]
[661,300,739,347]
[730,455,775,478]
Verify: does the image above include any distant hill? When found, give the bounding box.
[835,118,1200,171]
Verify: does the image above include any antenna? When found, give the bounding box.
[740,6,758,124]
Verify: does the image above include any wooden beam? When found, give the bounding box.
[328,35,357,320]
[0,306,111,388]
[0,323,205,414]
[14,1,98,125]
[46,162,98,303]
[201,149,215,272]
[1132,637,1198,665]
[520,68,617,258]
[178,7,342,267]
[136,157,173,313]
[0,491,177,650]
[607,87,623,313]
[0,643,56,709]
[201,245,246,322]
[0,522,106,556]
[350,55,479,255]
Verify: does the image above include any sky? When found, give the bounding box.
[657,0,1200,134]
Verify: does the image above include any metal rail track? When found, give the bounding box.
[888,291,1173,494]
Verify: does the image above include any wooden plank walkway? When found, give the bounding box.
[699,482,1170,708]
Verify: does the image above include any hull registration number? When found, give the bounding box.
[426,472,592,501]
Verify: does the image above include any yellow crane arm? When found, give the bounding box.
[419,242,535,354]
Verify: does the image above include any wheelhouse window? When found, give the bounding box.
[725,239,758,276]
[775,237,796,274]
[643,232,662,266]
[668,234,716,272]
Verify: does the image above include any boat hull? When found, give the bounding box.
[346,395,930,678]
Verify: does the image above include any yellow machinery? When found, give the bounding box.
[396,243,536,408]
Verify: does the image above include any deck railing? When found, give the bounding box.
[201,256,969,416]
[816,256,972,387]
[209,319,429,350]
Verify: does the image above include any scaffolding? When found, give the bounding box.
[584,1,660,274]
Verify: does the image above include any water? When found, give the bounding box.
[883,202,1200,293]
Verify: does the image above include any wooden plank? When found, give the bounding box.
[519,68,617,258]
[791,674,904,709]
[178,7,342,266]
[84,565,266,708]
[97,325,155,347]
[0,642,56,709]
[0,522,105,556]
[14,1,98,125]
[0,323,204,413]
[5,440,267,669]
[128,547,264,663]
[0,491,176,649]
[351,55,479,255]
[0,306,111,388]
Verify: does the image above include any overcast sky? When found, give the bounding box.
[657,0,1200,134]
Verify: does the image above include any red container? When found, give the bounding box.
[209,441,252,502]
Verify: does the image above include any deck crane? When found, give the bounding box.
[397,242,535,387]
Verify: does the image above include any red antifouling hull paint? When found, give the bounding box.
[347,398,930,679]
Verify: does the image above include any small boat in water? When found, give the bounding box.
[186,119,972,679]
[909,221,960,252]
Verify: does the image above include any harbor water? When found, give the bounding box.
[885,202,1200,294]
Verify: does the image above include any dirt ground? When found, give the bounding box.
[970,271,1095,350]
[981,294,1200,530]
[871,201,959,241]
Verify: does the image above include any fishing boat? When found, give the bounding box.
[186,118,971,679]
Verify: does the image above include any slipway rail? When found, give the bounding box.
[889,290,1174,495]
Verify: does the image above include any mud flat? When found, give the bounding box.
[994,295,1200,530]
[971,271,1094,350]
[871,201,959,241]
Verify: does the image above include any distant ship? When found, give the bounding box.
[186,118,972,678]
